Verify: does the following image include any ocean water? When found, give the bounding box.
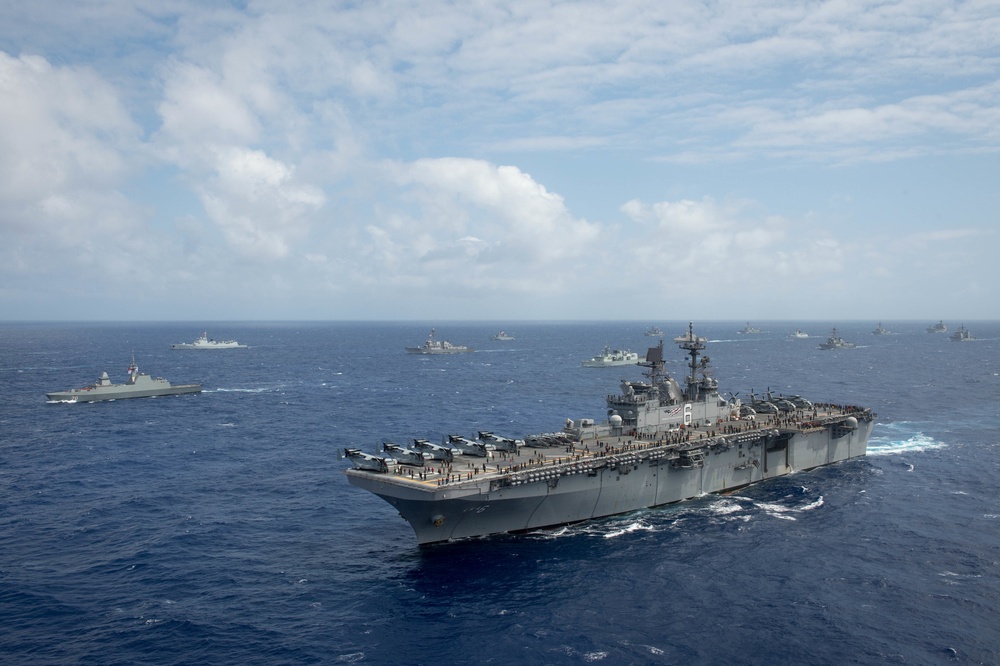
[1,321,998,665]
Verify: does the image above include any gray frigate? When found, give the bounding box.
[46,357,202,402]
[171,331,247,349]
[345,323,875,544]
[405,328,474,354]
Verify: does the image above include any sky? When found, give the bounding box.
[1,0,998,322]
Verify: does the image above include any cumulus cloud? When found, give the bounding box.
[153,51,330,261]
[619,197,847,290]
[399,158,598,253]
[0,52,150,284]
[198,147,325,260]
[157,61,262,151]
[357,157,601,293]
[0,52,139,210]
[1,1,998,319]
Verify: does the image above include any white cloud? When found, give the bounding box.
[157,61,261,151]
[619,197,848,290]
[198,147,326,260]
[0,53,139,208]
[0,52,154,287]
[352,157,602,294]
[1,1,998,319]
[735,82,1000,153]
[401,158,599,256]
[153,48,332,262]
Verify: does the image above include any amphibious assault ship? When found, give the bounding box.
[46,357,202,402]
[345,323,875,545]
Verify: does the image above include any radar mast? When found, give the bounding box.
[674,322,709,401]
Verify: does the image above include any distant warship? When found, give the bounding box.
[950,325,974,342]
[46,357,202,403]
[346,323,875,545]
[406,329,473,354]
[581,345,639,367]
[818,328,857,350]
[171,331,247,349]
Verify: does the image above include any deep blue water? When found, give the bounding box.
[2,321,999,665]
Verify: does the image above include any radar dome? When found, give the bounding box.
[610,415,623,427]
[845,416,858,429]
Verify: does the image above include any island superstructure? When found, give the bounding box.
[346,323,875,545]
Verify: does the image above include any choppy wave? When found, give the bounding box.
[205,387,275,393]
[867,422,946,456]
[5,320,1000,666]
[524,487,828,540]
[601,520,656,539]
[705,489,824,523]
[753,495,824,521]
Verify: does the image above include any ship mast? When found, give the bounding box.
[675,322,707,401]
[127,351,138,385]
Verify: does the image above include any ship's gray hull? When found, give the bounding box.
[47,384,202,402]
[171,344,246,349]
[347,418,872,545]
